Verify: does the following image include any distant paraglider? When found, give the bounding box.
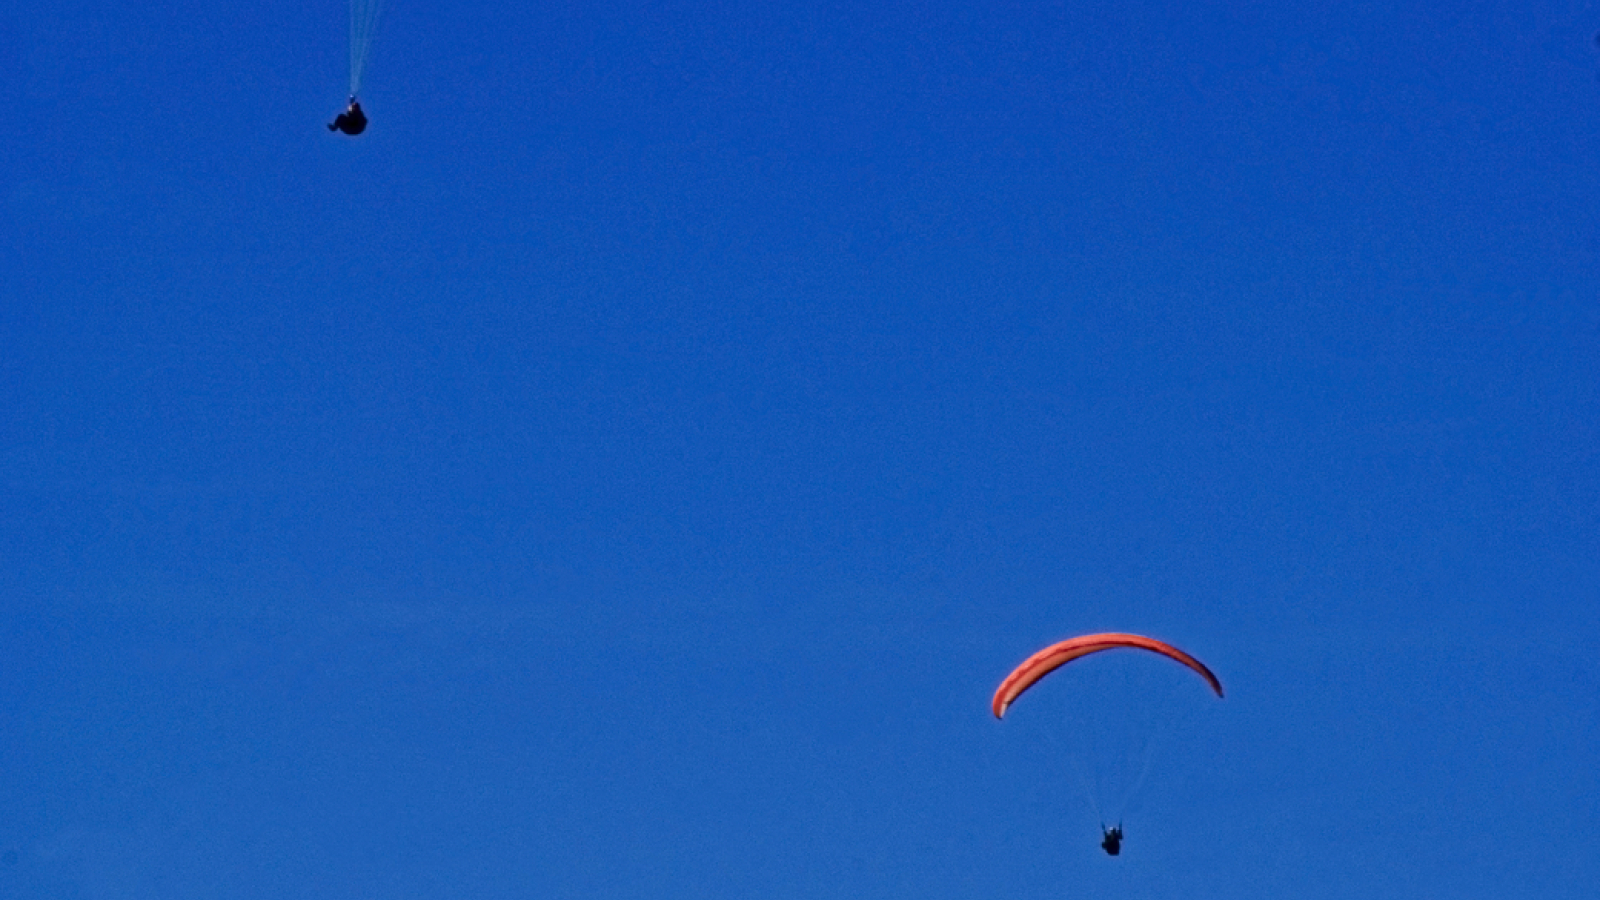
[1100,823,1123,856]
[330,0,383,135]
[993,632,1223,855]
[328,97,368,134]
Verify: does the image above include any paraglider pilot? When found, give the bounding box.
[1100,823,1122,856]
[328,97,367,135]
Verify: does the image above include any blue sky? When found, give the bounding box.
[4,0,1599,896]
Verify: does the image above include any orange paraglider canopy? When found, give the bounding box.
[992,632,1223,719]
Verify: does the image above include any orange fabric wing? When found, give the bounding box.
[992,632,1223,718]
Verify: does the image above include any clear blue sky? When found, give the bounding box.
[4,0,1599,896]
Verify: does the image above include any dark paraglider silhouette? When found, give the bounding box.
[328,97,368,135]
[1101,823,1123,856]
[330,0,382,131]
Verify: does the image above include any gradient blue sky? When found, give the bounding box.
[5,0,1600,896]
